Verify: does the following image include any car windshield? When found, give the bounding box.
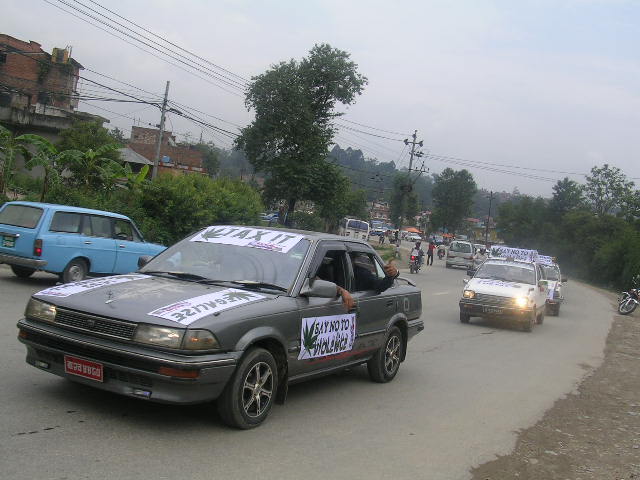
[140,235,310,291]
[476,263,536,285]
[541,265,560,280]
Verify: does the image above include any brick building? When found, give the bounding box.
[128,126,205,176]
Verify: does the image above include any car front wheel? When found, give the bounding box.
[217,347,278,429]
[368,326,404,383]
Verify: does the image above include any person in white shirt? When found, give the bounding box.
[473,247,488,268]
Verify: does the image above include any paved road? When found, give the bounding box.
[0,261,614,480]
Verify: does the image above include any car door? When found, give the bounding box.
[346,245,395,353]
[292,242,355,378]
[112,218,148,274]
[80,214,117,274]
[45,210,85,272]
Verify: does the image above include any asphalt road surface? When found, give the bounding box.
[0,261,614,480]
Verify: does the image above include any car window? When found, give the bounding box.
[541,265,560,280]
[450,242,471,253]
[114,219,141,242]
[0,204,43,228]
[49,212,82,234]
[84,215,113,238]
[349,252,384,292]
[315,250,348,289]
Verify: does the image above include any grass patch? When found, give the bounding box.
[373,244,401,262]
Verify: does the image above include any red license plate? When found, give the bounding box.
[64,355,103,382]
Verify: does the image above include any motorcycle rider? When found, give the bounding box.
[411,242,425,269]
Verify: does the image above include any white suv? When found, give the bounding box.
[459,257,549,331]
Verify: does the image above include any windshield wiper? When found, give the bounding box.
[229,280,288,292]
[143,271,212,281]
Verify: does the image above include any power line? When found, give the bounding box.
[85,0,250,84]
[334,122,406,142]
[339,117,410,136]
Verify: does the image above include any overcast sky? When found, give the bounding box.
[4,0,639,195]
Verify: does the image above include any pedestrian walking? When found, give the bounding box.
[427,240,436,266]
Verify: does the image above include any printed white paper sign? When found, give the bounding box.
[490,246,538,263]
[191,226,305,253]
[147,288,265,325]
[538,255,554,265]
[35,274,150,298]
[547,281,557,300]
[476,279,522,288]
[298,313,356,360]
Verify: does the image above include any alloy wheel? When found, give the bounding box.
[384,335,401,375]
[242,362,273,418]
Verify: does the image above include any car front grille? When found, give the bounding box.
[474,293,515,306]
[55,309,137,340]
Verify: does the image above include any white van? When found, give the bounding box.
[446,241,474,269]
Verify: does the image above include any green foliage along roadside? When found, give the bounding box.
[497,170,640,290]
[46,174,263,246]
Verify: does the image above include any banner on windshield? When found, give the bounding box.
[537,255,554,265]
[191,226,305,253]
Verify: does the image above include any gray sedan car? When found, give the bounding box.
[17,226,423,428]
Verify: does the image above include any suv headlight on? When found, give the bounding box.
[25,297,57,323]
[463,290,476,299]
[133,325,220,350]
[514,296,529,308]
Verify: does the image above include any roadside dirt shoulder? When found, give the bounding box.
[471,288,640,480]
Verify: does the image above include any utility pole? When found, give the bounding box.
[404,130,424,174]
[152,80,170,179]
[398,130,424,232]
[484,190,494,246]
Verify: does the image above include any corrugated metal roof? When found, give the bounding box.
[118,147,153,165]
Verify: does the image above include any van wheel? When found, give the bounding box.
[62,259,88,283]
[11,265,36,278]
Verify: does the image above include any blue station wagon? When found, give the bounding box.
[0,201,165,282]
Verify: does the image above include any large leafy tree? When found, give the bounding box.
[431,168,477,233]
[389,174,418,228]
[584,164,634,216]
[549,177,585,217]
[236,44,367,220]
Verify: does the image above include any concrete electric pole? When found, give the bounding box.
[152,80,170,179]
[484,190,494,246]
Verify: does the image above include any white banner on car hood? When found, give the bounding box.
[148,288,266,325]
[191,226,305,253]
[35,274,150,298]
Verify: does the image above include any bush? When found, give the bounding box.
[290,212,324,232]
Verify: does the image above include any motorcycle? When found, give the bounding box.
[438,248,445,260]
[409,255,421,274]
[618,288,639,315]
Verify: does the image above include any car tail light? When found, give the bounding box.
[158,366,199,378]
[33,239,43,256]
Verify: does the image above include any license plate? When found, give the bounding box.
[482,306,503,314]
[64,355,103,382]
[2,235,15,248]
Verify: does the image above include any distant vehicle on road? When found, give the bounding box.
[446,241,474,269]
[0,201,165,283]
[339,217,370,240]
[406,232,422,242]
[17,226,423,428]
[540,262,566,316]
[459,250,549,331]
[260,212,279,222]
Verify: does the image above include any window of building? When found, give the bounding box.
[0,52,7,64]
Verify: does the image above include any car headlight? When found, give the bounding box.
[183,330,220,350]
[514,296,529,308]
[25,297,57,323]
[133,324,184,349]
[463,290,476,299]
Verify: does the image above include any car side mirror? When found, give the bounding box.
[462,278,468,285]
[138,255,153,269]
[300,278,338,299]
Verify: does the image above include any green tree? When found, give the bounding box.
[109,127,127,144]
[431,168,477,233]
[193,141,219,177]
[0,125,22,197]
[389,174,418,228]
[549,177,585,218]
[584,164,634,216]
[236,43,367,222]
[57,120,122,162]
[60,144,124,191]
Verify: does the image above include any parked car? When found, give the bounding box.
[0,201,165,282]
[16,226,424,429]
[260,212,279,222]
[445,240,474,269]
[406,232,422,242]
[459,255,549,331]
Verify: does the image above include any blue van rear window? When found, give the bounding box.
[0,205,43,229]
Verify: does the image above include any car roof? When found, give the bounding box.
[3,201,130,220]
